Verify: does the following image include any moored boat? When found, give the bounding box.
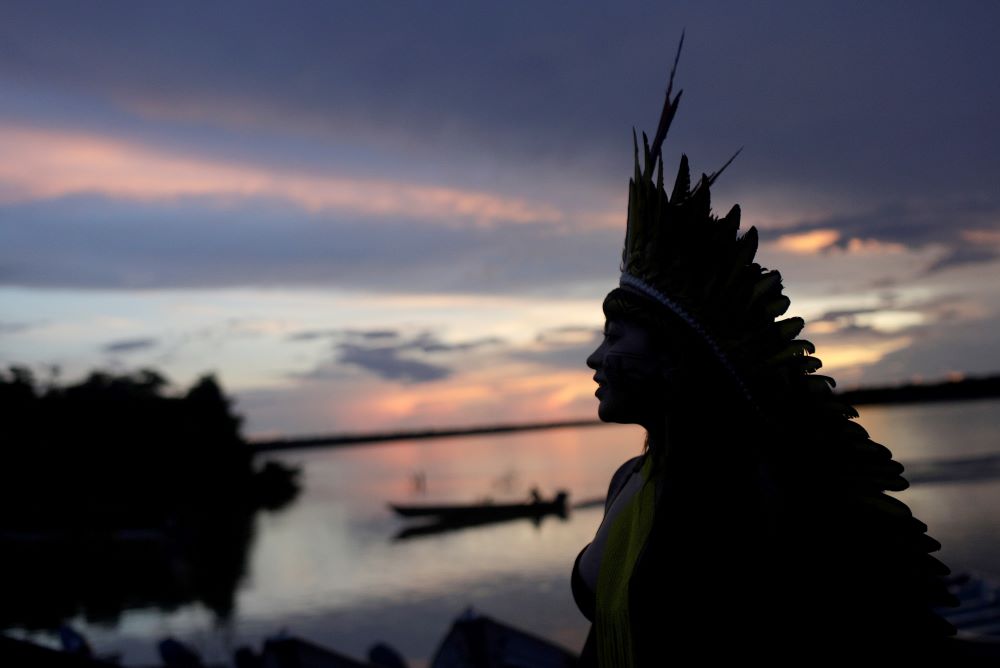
[389,491,568,522]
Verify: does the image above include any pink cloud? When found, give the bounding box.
[0,124,570,226]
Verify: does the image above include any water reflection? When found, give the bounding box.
[0,368,301,633]
[2,513,256,630]
[3,390,999,667]
[906,453,1000,484]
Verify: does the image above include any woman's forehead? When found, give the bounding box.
[602,287,652,315]
[605,315,649,333]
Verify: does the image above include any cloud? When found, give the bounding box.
[286,328,399,342]
[405,331,504,353]
[855,312,1000,383]
[534,325,601,344]
[2,3,997,200]
[296,330,505,384]
[0,320,35,334]
[303,326,595,385]
[334,344,450,383]
[811,305,892,325]
[809,322,902,341]
[799,290,997,384]
[771,199,1000,274]
[0,193,620,294]
[510,325,602,370]
[2,4,998,298]
[807,293,973,336]
[102,337,158,353]
[286,327,503,349]
[0,125,569,226]
[774,229,841,254]
[924,245,1000,274]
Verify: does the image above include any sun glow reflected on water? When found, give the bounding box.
[41,401,1000,666]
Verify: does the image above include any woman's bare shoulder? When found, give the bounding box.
[605,454,646,511]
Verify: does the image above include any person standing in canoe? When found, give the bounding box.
[570,41,962,666]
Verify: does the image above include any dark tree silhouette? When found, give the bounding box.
[0,366,300,630]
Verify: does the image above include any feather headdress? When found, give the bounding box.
[596,35,961,664]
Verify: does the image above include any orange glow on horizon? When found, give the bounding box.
[327,365,595,431]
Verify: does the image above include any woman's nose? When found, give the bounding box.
[586,344,603,370]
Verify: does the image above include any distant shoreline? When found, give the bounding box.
[838,374,1000,407]
[247,418,604,453]
[248,373,1000,452]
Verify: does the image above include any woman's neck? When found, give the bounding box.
[644,417,672,460]
[645,409,700,463]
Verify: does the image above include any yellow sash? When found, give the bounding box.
[596,455,656,667]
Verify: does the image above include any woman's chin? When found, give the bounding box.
[597,397,647,426]
[596,401,626,424]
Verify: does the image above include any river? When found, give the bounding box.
[17,398,1000,666]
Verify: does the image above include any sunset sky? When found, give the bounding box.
[2,2,998,437]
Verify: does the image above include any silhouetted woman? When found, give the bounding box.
[569,62,962,666]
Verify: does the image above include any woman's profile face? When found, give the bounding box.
[586,317,666,426]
